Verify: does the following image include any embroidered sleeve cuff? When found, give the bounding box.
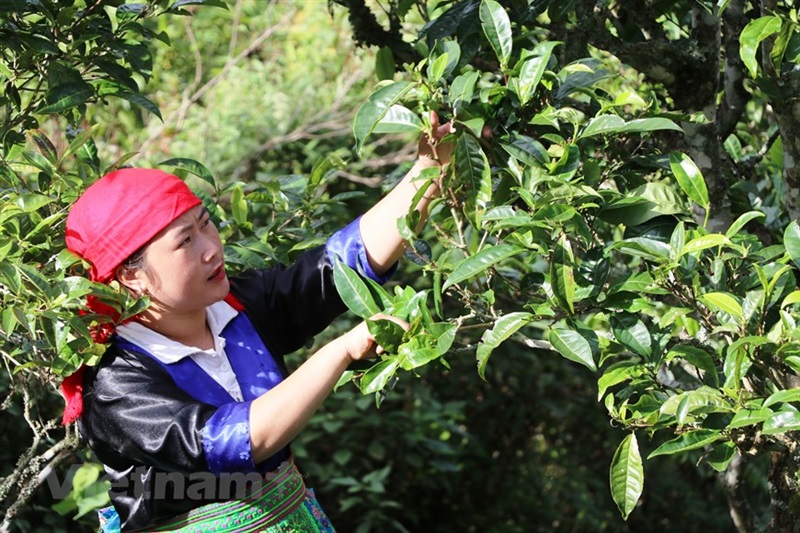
[325,216,396,284]
[202,401,254,473]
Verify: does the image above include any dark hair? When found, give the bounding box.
[121,246,147,271]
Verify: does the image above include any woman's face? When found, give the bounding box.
[128,204,229,314]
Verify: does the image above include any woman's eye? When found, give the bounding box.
[180,236,191,247]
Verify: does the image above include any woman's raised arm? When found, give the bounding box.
[358,114,454,275]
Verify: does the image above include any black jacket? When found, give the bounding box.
[78,246,349,531]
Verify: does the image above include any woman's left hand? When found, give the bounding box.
[418,111,455,167]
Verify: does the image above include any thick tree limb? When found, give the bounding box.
[717,0,749,140]
[328,0,420,67]
[765,448,800,533]
[718,454,757,533]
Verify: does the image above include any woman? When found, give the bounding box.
[62,120,453,532]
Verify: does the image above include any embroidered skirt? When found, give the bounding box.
[98,462,335,532]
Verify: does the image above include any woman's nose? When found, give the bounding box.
[201,229,222,262]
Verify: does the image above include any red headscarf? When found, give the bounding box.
[66,168,202,283]
[61,168,202,424]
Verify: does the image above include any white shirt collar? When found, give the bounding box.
[116,300,239,364]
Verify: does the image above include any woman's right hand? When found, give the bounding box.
[341,313,409,363]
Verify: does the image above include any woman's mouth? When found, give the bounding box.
[208,266,227,282]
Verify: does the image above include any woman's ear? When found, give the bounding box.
[116,266,146,296]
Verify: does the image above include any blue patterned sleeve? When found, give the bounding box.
[202,402,254,473]
[325,216,396,284]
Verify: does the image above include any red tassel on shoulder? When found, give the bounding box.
[224,292,245,311]
[61,296,117,426]
[61,365,86,425]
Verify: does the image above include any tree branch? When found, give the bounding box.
[0,378,80,528]
[0,432,79,531]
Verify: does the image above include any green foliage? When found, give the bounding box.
[132,3,378,182]
[300,338,741,531]
[333,0,800,526]
[0,1,232,528]
[609,432,643,520]
[3,0,799,530]
[0,1,230,379]
[51,463,110,519]
[354,81,417,155]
